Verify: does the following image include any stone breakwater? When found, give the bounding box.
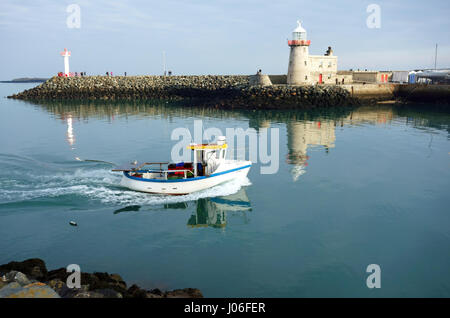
[0,258,202,298]
[8,75,357,109]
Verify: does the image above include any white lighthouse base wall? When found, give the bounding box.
[287,46,310,85]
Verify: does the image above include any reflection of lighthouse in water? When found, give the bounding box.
[187,188,252,229]
[286,120,336,181]
[65,114,75,149]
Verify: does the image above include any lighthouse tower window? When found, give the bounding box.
[304,61,307,66]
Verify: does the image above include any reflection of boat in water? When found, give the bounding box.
[187,188,252,228]
[112,136,251,195]
[112,187,252,229]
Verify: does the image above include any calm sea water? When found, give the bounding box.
[1,83,449,297]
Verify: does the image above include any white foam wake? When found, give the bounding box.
[0,167,252,206]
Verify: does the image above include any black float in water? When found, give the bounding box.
[69,221,77,226]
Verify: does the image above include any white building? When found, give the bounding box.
[287,21,338,85]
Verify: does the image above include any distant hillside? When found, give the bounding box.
[1,77,49,83]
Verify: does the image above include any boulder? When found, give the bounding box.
[4,271,31,286]
[72,290,104,298]
[109,273,127,290]
[47,278,66,294]
[1,259,203,298]
[145,288,163,298]
[46,269,127,294]
[0,282,22,297]
[164,288,203,298]
[0,280,6,289]
[58,284,90,298]
[0,282,60,298]
[94,288,123,298]
[0,258,48,280]
[126,284,148,298]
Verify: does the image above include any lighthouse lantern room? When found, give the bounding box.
[292,21,307,40]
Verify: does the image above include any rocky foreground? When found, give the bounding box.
[7,75,357,109]
[0,258,202,298]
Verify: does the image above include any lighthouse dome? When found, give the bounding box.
[292,20,307,40]
[293,20,306,33]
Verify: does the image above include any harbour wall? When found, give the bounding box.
[8,76,450,107]
[394,84,450,103]
[341,83,397,100]
[342,83,450,103]
[8,75,356,109]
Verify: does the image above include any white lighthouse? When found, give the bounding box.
[287,21,311,85]
[60,48,71,76]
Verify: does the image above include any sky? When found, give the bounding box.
[0,0,449,79]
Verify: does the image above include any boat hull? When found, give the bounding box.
[120,163,251,195]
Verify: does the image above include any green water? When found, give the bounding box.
[1,83,449,297]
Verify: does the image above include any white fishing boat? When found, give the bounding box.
[112,136,251,195]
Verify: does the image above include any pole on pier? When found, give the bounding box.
[434,44,438,70]
[163,51,166,76]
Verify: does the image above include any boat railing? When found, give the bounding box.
[134,169,194,180]
[115,162,195,180]
[135,162,169,170]
[112,162,170,172]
